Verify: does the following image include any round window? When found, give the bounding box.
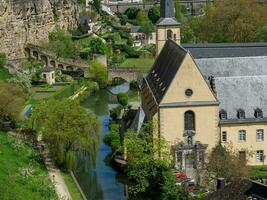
[185,89,193,97]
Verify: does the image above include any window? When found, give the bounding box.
[237,109,245,119]
[239,130,246,142]
[222,131,227,142]
[255,108,263,118]
[167,29,173,39]
[256,129,264,142]
[256,150,264,162]
[185,89,193,97]
[52,73,54,79]
[43,74,46,79]
[184,111,195,131]
[187,136,193,146]
[174,34,177,40]
[219,110,227,120]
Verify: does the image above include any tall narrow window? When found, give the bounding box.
[222,131,227,142]
[184,111,195,131]
[239,130,246,142]
[167,29,173,39]
[256,129,264,142]
[239,151,246,162]
[256,150,264,162]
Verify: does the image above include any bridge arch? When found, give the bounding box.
[40,55,48,65]
[50,60,56,68]
[24,47,31,57]
[32,51,39,59]
[58,64,64,69]
[66,66,74,71]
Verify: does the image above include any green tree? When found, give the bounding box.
[206,143,251,182]
[31,99,100,169]
[117,92,128,107]
[124,122,186,199]
[125,7,141,20]
[181,25,195,43]
[0,83,25,129]
[89,61,107,88]
[256,23,267,42]
[20,59,44,82]
[148,6,160,24]
[0,53,7,68]
[136,11,153,36]
[175,0,184,22]
[190,0,267,42]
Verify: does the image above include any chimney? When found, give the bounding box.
[217,178,225,190]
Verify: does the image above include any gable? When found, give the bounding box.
[161,53,217,104]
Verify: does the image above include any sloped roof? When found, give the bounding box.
[145,40,187,103]
[195,56,267,78]
[215,75,267,120]
[42,66,54,73]
[183,43,267,58]
[130,107,146,132]
[130,25,141,33]
[156,17,180,26]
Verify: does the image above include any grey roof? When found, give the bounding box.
[196,56,267,78]
[183,43,267,58]
[145,40,187,103]
[160,0,175,18]
[42,66,55,72]
[130,107,146,132]
[215,75,267,120]
[130,25,141,33]
[156,17,180,26]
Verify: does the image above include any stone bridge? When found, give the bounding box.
[108,68,142,82]
[25,45,89,72]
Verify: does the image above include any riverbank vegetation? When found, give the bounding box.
[31,99,100,170]
[0,131,57,200]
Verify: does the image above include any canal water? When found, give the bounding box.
[74,87,129,200]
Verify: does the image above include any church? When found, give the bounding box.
[141,0,267,168]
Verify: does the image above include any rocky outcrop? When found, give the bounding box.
[0,0,79,59]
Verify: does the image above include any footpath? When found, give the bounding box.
[37,137,72,200]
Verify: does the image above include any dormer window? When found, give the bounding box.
[219,109,227,120]
[237,109,245,119]
[255,108,263,118]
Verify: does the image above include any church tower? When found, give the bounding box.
[156,0,181,55]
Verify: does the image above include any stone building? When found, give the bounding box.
[130,25,156,47]
[141,0,267,169]
[42,66,55,85]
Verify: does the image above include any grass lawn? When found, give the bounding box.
[119,58,154,70]
[61,171,83,200]
[0,67,10,82]
[0,131,58,200]
[250,165,267,179]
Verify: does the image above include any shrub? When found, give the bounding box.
[117,92,128,107]
[110,104,124,120]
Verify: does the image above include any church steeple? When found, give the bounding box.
[156,0,181,55]
[160,0,175,18]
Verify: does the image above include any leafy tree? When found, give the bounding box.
[20,59,44,82]
[190,0,267,42]
[124,122,187,199]
[117,92,128,107]
[206,143,251,182]
[110,104,124,121]
[125,7,141,20]
[89,61,107,88]
[148,6,160,24]
[181,25,195,43]
[256,23,267,42]
[0,53,7,68]
[31,99,100,170]
[42,29,79,59]
[136,11,153,36]
[0,83,25,129]
[175,0,184,22]
[81,37,106,55]
[92,0,101,12]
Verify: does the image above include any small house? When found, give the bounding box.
[42,66,55,85]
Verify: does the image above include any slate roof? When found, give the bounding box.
[195,56,267,78]
[42,66,55,73]
[156,17,180,26]
[183,43,267,58]
[145,40,187,103]
[215,75,267,120]
[130,25,141,33]
[79,16,91,24]
[130,107,146,132]
[160,0,175,18]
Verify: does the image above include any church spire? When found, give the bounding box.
[160,0,175,18]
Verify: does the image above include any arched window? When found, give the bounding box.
[255,108,263,118]
[167,29,173,39]
[184,111,195,131]
[219,109,227,120]
[237,109,245,119]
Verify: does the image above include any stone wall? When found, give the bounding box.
[0,0,79,59]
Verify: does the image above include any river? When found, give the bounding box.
[74,86,130,200]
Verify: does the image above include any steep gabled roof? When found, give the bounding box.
[145,40,187,104]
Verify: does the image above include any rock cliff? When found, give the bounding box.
[0,0,78,59]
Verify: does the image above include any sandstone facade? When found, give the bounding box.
[0,0,79,59]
